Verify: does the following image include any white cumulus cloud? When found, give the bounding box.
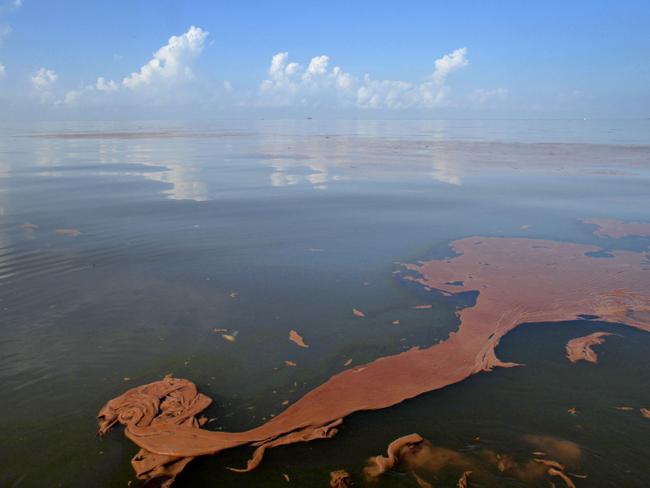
[122,25,208,89]
[30,67,58,103]
[63,76,120,105]
[260,52,355,106]
[356,77,452,109]
[95,77,118,92]
[355,48,468,109]
[28,32,472,114]
[61,26,210,106]
[356,76,414,109]
[432,47,468,84]
[259,48,468,110]
[306,55,329,76]
[31,67,57,89]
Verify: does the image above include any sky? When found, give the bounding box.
[0,0,649,120]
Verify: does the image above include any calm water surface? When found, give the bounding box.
[1,119,649,487]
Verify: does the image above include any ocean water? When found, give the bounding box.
[0,119,649,487]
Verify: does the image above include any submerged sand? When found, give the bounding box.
[99,236,650,485]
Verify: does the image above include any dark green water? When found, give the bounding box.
[0,119,649,487]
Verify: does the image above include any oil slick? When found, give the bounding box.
[55,228,82,237]
[583,218,650,238]
[99,236,650,485]
[363,433,582,487]
[565,332,613,363]
[329,470,351,488]
[289,329,309,348]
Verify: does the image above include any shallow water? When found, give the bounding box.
[0,119,649,487]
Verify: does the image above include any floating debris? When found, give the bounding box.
[392,320,400,325]
[352,308,365,317]
[284,360,297,367]
[641,408,650,419]
[412,304,433,309]
[343,358,352,366]
[282,473,290,482]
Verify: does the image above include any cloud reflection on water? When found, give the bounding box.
[3,122,650,203]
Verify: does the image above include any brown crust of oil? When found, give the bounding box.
[99,237,650,485]
[566,332,613,363]
[583,218,650,238]
[329,470,352,488]
[289,329,309,348]
[363,433,425,479]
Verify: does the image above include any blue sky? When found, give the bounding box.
[0,0,649,119]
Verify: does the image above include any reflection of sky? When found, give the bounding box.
[252,129,650,194]
[256,133,467,191]
[105,140,209,202]
[1,131,213,202]
[141,164,208,201]
[431,159,462,185]
[267,157,331,190]
[1,120,649,205]
[0,186,15,282]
